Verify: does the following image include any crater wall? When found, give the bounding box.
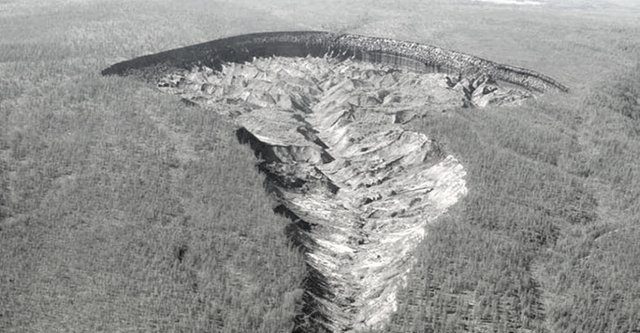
[102,31,568,93]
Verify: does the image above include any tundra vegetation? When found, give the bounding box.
[1,0,639,332]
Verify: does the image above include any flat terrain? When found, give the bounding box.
[1,0,639,332]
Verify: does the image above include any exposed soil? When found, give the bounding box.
[155,56,537,331]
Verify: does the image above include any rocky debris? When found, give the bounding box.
[158,57,533,115]
[446,72,532,107]
[155,56,535,331]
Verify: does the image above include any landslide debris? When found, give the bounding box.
[155,56,531,331]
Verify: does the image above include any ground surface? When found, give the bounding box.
[1,0,640,332]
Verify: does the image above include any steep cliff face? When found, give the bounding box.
[102,31,568,93]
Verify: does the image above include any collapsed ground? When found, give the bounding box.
[156,56,539,331]
[2,1,640,332]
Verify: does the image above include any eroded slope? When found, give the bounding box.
[156,57,535,331]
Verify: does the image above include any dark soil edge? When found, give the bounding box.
[101,31,568,93]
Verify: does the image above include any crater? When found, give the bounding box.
[102,31,567,332]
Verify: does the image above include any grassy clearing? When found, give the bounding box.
[1,0,639,332]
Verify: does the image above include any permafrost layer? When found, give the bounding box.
[103,31,567,332]
[103,31,568,93]
[156,57,480,331]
